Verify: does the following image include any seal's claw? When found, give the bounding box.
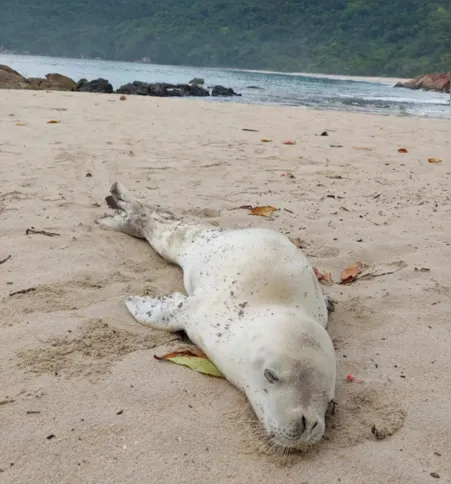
[324,295,335,314]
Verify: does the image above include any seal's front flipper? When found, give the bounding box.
[324,295,335,314]
[125,292,188,332]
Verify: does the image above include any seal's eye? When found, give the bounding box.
[264,369,279,384]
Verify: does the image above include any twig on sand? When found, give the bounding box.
[26,228,60,237]
[0,255,11,266]
[9,287,37,297]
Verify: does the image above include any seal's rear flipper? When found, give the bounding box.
[125,292,188,332]
[96,182,148,239]
[98,182,221,265]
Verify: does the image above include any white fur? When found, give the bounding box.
[99,182,336,450]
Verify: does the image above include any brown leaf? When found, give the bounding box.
[260,138,272,143]
[340,260,363,284]
[16,123,26,126]
[47,120,61,124]
[155,348,207,360]
[398,148,408,153]
[428,158,442,164]
[249,206,277,217]
[353,146,373,151]
[154,348,224,377]
[313,267,333,284]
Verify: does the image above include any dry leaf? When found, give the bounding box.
[249,206,277,217]
[16,123,26,126]
[398,148,408,153]
[261,138,272,143]
[353,146,373,151]
[340,260,363,284]
[282,140,296,145]
[428,158,442,164]
[154,348,224,378]
[313,267,333,284]
[47,120,61,124]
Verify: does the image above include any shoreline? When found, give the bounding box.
[1,52,409,84]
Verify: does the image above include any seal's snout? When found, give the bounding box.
[291,414,319,438]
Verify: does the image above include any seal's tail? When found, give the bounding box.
[97,182,219,265]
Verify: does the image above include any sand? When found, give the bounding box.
[0,90,450,484]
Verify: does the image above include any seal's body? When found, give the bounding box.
[99,182,336,450]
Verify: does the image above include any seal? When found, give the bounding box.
[98,182,336,451]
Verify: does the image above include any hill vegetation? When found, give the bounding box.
[1,0,450,77]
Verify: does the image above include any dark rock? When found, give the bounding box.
[211,85,242,97]
[394,72,450,93]
[189,77,205,85]
[75,78,113,93]
[246,85,264,90]
[116,81,209,97]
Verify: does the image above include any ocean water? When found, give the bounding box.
[1,54,449,119]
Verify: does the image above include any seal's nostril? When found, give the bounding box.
[311,420,318,432]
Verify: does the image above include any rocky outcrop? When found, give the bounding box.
[0,64,242,98]
[211,85,242,97]
[0,64,34,89]
[189,77,205,85]
[28,73,77,91]
[0,65,77,91]
[116,81,210,97]
[394,72,450,93]
[75,78,113,93]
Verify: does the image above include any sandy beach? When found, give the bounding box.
[0,90,450,483]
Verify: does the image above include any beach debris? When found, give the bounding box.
[154,348,224,378]
[281,172,295,178]
[430,473,440,479]
[249,206,277,217]
[26,227,61,237]
[9,287,37,297]
[0,255,11,266]
[340,261,363,284]
[119,95,127,101]
[353,146,373,151]
[47,120,61,124]
[26,410,41,414]
[313,267,333,284]
[46,434,56,440]
[86,172,92,177]
[329,144,343,148]
[428,158,442,164]
[16,123,26,126]
[282,140,296,145]
[398,148,408,153]
[320,131,329,136]
[242,128,259,132]
[346,373,363,383]
[289,237,308,249]
[260,138,272,142]
[414,266,430,272]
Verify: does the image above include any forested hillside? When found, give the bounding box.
[0,0,449,76]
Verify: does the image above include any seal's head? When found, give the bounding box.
[245,312,336,451]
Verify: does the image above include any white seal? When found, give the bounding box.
[98,182,336,451]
